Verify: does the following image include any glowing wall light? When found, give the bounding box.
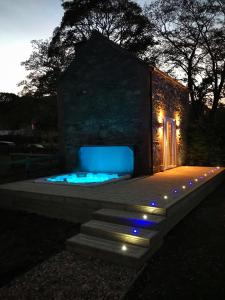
[158,126,163,138]
[158,109,164,124]
[175,113,181,127]
[176,128,181,138]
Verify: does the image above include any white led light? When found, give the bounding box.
[164,195,168,200]
[216,166,220,169]
[121,245,127,251]
[143,214,148,220]
[182,185,186,189]
[204,173,207,177]
[194,178,198,182]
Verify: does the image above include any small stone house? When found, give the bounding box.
[58,32,189,176]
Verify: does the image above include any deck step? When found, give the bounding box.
[66,233,153,268]
[129,204,167,216]
[94,208,166,230]
[81,219,159,247]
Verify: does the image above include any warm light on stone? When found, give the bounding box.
[175,113,181,127]
[158,109,164,124]
[158,126,163,138]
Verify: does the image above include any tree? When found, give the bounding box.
[18,40,63,97]
[146,0,206,116]
[50,0,154,57]
[0,92,18,103]
[147,0,225,118]
[193,0,225,116]
[20,0,155,97]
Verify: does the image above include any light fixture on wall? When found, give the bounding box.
[158,109,164,124]
[175,113,181,127]
[158,125,163,138]
[157,110,164,139]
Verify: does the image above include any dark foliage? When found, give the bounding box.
[0,209,79,288]
[186,106,225,166]
[0,93,57,131]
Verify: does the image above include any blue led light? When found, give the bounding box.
[149,201,157,207]
[173,189,179,194]
[189,181,193,185]
[132,228,139,234]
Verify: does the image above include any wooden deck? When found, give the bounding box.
[0,166,224,268]
[0,166,224,219]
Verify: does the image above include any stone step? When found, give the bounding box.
[93,208,166,230]
[66,233,153,268]
[81,219,159,247]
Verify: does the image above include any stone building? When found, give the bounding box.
[58,32,189,176]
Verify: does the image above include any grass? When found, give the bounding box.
[0,162,78,288]
[124,180,225,300]
[0,209,79,288]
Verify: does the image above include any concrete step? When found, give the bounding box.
[81,219,159,247]
[67,233,151,268]
[93,208,166,230]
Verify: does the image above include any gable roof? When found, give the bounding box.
[60,30,188,91]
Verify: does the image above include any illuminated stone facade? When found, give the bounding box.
[151,69,189,173]
[58,32,189,176]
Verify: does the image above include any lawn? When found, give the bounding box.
[0,209,79,288]
[125,180,225,300]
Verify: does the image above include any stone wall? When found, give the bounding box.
[151,69,189,173]
[58,34,152,175]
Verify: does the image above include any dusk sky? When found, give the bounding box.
[0,0,146,95]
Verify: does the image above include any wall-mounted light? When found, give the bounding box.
[175,113,181,127]
[158,125,163,138]
[176,128,181,138]
[158,110,164,124]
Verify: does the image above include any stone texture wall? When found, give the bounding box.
[58,34,152,175]
[151,69,189,173]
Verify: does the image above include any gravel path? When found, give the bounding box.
[0,251,133,300]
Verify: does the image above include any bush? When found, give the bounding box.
[186,108,225,166]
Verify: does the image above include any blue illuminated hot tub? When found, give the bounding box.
[36,172,130,186]
[36,146,133,186]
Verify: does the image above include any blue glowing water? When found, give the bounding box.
[79,146,134,173]
[47,172,120,184]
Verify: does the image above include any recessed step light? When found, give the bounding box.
[121,244,127,251]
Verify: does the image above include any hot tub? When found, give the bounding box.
[36,172,130,186]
